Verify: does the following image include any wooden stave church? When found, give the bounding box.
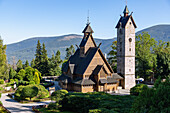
[58,23,123,93]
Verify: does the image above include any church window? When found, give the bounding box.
[129,48,131,51]
[129,69,131,72]
[119,29,122,34]
[129,38,132,42]
[129,22,132,25]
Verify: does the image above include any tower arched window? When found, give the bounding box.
[129,38,132,47]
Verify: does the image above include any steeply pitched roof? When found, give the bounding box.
[82,23,94,33]
[123,5,129,14]
[93,65,103,75]
[73,78,95,85]
[115,15,137,28]
[79,34,97,47]
[112,73,123,79]
[63,47,98,75]
[58,74,72,83]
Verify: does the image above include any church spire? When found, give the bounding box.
[123,5,129,17]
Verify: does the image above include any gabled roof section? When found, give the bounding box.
[82,23,94,33]
[115,15,137,28]
[79,34,97,47]
[73,78,95,85]
[63,47,98,75]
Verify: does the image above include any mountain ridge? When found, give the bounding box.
[6,24,170,63]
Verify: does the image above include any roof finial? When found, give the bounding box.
[87,10,90,24]
[126,0,127,5]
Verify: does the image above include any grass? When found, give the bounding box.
[0,106,7,113]
[38,108,74,113]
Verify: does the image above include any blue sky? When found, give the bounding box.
[0,0,170,44]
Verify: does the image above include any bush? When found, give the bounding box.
[0,79,4,84]
[29,81,35,85]
[0,87,3,91]
[89,109,102,113]
[130,84,148,96]
[48,102,58,110]
[14,86,25,100]
[10,79,15,84]
[36,85,49,99]
[21,85,38,100]
[130,79,170,113]
[51,90,68,103]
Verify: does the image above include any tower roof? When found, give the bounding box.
[123,5,129,14]
[82,23,94,33]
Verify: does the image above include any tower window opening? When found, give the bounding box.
[129,48,131,51]
[130,22,132,25]
[129,69,131,72]
[129,38,132,42]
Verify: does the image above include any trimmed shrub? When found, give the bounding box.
[130,84,148,96]
[10,79,15,84]
[0,79,4,84]
[21,85,38,100]
[51,90,68,103]
[29,81,35,85]
[48,102,58,110]
[36,85,49,99]
[14,86,25,100]
[33,72,40,84]
[89,109,102,113]
[0,87,3,91]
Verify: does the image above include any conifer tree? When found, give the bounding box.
[9,67,17,79]
[65,45,75,60]
[48,50,62,76]
[0,38,8,79]
[35,40,42,71]
[24,60,29,68]
[31,59,35,68]
[33,72,40,84]
[41,43,48,76]
[16,59,23,72]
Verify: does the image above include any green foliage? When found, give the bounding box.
[35,40,42,71]
[24,60,29,68]
[29,81,35,85]
[61,92,135,113]
[9,67,17,79]
[14,84,49,101]
[14,86,25,100]
[21,85,38,100]
[135,32,157,79]
[48,102,58,110]
[155,41,170,79]
[33,72,40,84]
[107,41,117,72]
[0,38,8,80]
[9,79,15,84]
[89,109,102,113]
[130,79,170,113]
[16,59,23,72]
[51,90,68,103]
[65,45,75,60]
[130,84,148,96]
[0,87,4,91]
[16,69,26,80]
[48,50,62,76]
[35,84,49,99]
[31,59,35,68]
[0,79,4,84]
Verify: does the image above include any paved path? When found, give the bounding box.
[0,93,52,113]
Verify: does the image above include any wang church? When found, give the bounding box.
[58,5,136,93]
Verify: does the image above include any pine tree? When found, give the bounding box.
[31,59,35,68]
[0,38,8,79]
[41,43,48,76]
[16,59,23,72]
[35,40,42,71]
[48,50,62,76]
[9,67,17,79]
[24,60,29,68]
[65,45,75,60]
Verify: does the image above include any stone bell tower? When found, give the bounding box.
[116,5,137,89]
